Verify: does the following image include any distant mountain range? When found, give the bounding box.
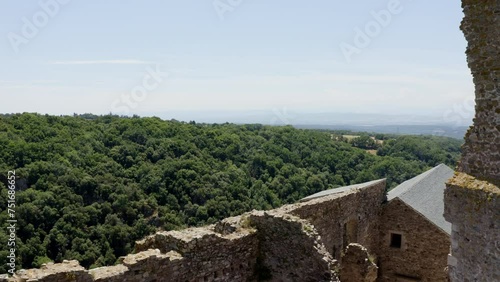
[294,124,468,140]
[153,111,470,139]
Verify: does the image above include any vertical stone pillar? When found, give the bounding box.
[458,0,500,182]
[444,1,500,281]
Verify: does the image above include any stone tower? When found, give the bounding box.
[444,0,500,281]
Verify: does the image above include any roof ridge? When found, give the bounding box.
[387,163,453,234]
[388,163,450,200]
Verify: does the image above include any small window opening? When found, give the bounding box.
[390,233,402,248]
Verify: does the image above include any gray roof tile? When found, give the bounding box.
[387,164,454,234]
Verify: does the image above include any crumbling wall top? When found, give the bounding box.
[457,0,500,186]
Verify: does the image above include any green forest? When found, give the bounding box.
[0,113,462,273]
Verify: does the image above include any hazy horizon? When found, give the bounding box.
[1,1,474,127]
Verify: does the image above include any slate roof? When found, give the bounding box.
[300,178,386,202]
[387,164,454,235]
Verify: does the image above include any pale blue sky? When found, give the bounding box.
[0,0,474,124]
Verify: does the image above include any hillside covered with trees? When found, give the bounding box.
[0,113,462,272]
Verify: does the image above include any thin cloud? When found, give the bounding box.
[50,60,153,65]
[0,80,60,87]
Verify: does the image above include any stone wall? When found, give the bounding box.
[1,180,385,282]
[132,225,259,281]
[444,0,500,281]
[444,174,499,282]
[378,199,450,281]
[457,0,500,186]
[287,179,385,260]
[2,224,259,282]
[339,244,377,282]
[248,211,337,282]
[1,260,93,282]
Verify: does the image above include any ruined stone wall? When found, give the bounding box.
[444,175,499,282]
[248,211,337,282]
[444,1,500,281]
[0,260,93,282]
[134,225,258,278]
[241,179,385,281]
[288,180,385,260]
[2,225,259,282]
[1,181,384,282]
[339,244,377,282]
[457,0,500,185]
[378,199,449,282]
[103,225,257,282]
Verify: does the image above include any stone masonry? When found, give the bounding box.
[378,199,450,281]
[457,0,500,186]
[457,0,500,185]
[443,0,500,281]
[339,244,377,282]
[287,179,385,261]
[1,180,386,282]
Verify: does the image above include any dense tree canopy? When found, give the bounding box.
[0,113,461,272]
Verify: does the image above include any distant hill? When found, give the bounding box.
[294,124,468,140]
[152,110,470,139]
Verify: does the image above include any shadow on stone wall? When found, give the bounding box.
[1,180,386,282]
[444,0,500,281]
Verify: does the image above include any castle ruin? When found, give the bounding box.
[1,0,498,281]
[443,0,500,281]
